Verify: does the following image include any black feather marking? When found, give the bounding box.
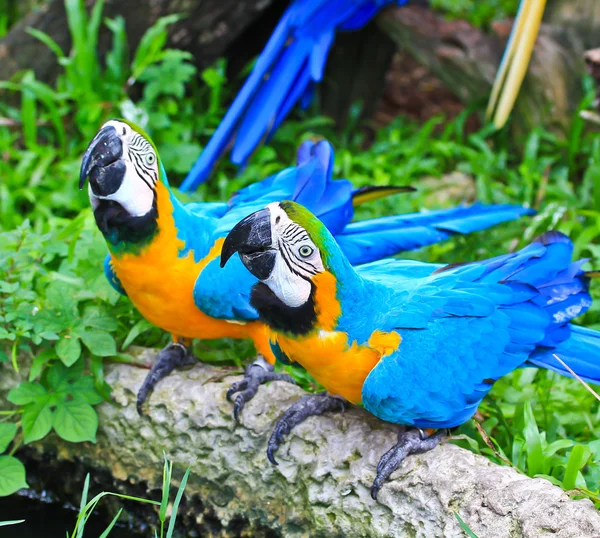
[250,282,317,336]
[94,199,158,248]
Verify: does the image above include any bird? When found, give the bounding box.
[220,200,600,499]
[79,119,533,416]
[180,0,547,190]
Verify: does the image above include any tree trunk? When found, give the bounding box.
[376,2,590,138]
[0,0,285,84]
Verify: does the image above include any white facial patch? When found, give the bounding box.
[262,203,325,308]
[88,120,158,217]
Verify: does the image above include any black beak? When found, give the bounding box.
[79,125,126,196]
[221,208,276,280]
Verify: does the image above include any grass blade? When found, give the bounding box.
[99,508,123,538]
[166,467,191,538]
[159,451,172,535]
[523,402,544,476]
[0,520,25,527]
[563,445,590,491]
[454,512,479,538]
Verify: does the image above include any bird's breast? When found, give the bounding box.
[276,328,401,404]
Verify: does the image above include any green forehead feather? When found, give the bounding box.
[117,118,160,157]
[280,201,332,248]
[116,118,166,182]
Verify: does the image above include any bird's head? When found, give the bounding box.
[80,119,163,219]
[80,120,164,246]
[221,201,347,335]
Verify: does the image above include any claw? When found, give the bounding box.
[266,392,345,466]
[136,342,196,416]
[370,428,444,500]
[226,357,296,420]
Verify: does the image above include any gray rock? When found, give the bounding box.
[2,351,600,537]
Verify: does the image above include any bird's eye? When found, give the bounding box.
[299,245,313,258]
[145,153,156,165]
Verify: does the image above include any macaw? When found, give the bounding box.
[181,0,547,190]
[79,119,533,415]
[220,200,600,498]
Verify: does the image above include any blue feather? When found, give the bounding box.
[336,203,535,265]
[180,0,405,190]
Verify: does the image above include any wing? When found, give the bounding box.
[361,283,539,429]
[361,231,593,428]
[213,140,355,238]
[336,203,535,265]
[180,0,406,189]
[193,255,259,321]
[104,254,127,296]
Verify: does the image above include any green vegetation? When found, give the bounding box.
[431,0,520,28]
[0,0,599,516]
[68,455,190,537]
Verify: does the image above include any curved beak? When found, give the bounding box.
[221,208,276,280]
[79,125,126,196]
[486,0,547,128]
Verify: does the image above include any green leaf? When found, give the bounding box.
[81,306,118,332]
[46,281,78,319]
[56,336,82,366]
[80,329,116,357]
[22,401,53,444]
[131,14,180,82]
[523,402,544,476]
[39,331,60,341]
[160,452,172,525]
[121,319,153,350]
[166,466,190,538]
[0,424,18,454]
[7,382,48,405]
[0,456,28,497]
[26,28,66,59]
[53,400,98,443]
[563,445,591,491]
[69,376,104,405]
[454,512,479,538]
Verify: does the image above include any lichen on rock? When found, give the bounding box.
[2,350,600,537]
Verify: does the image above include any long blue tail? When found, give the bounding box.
[529,325,600,385]
[336,203,536,265]
[180,0,407,191]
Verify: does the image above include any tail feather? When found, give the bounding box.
[336,203,534,265]
[529,325,600,385]
[351,185,415,206]
[180,0,407,191]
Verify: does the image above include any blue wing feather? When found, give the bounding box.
[360,232,598,428]
[104,254,127,296]
[180,0,407,190]
[337,203,536,265]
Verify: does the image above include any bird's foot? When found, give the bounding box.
[227,356,295,420]
[267,392,346,465]
[371,428,445,500]
[136,342,196,415]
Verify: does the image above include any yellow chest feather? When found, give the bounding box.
[107,183,265,347]
[276,329,401,404]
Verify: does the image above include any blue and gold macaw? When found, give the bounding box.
[181,0,547,189]
[220,200,600,498]
[80,119,532,415]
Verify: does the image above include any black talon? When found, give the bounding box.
[266,392,345,465]
[370,428,445,500]
[136,342,197,415]
[227,357,296,420]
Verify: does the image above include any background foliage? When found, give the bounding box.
[0,0,599,519]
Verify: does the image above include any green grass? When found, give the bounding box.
[0,0,599,510]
